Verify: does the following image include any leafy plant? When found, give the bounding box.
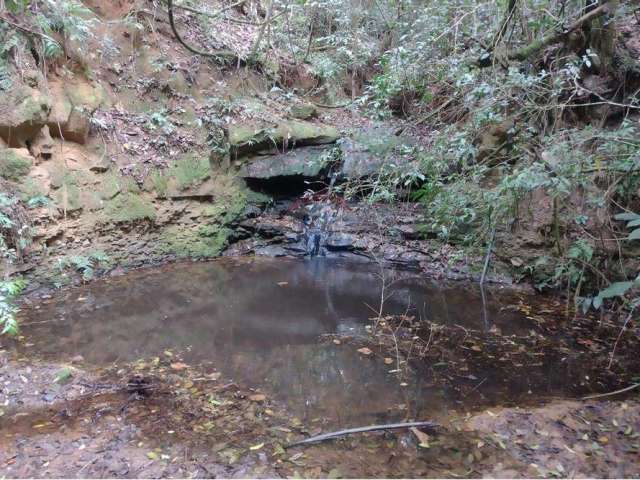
[55,250,111,284]
[615,212,640,241]
[0,278,26,335]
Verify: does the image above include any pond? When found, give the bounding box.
[11,257,603,428]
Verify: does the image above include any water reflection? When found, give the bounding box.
[13,257,531,426]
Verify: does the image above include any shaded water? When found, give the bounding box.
[11,258,590,427]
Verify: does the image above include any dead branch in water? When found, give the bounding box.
[285,421,440,448]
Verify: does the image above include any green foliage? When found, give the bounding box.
[37,0,96,58]
[55,250,111,285]
[148,109,176,135]
[615,212,640,241]
[0,189,28,336]
[0,278,26,336]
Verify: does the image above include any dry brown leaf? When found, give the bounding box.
[357,347,372,355]
[410,427,430,448]
[249,394,266,402]
[170,362,189,370]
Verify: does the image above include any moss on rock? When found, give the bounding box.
[0,149,32,181]
[103,192,156,223]
[159,224,231,258]
[170,154,211,191]
[229,120,339,157]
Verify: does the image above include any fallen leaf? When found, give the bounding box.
[357,347,372,355]
[328,468,342,479]
[333,339,341,345]
[384,357,394,365]
[410,427,430,448]
[54,367,73,384]
[289,452,304,462]
[249,394,266,402]
[249,443,264,451]
[170,362,189,371]
[147,452,158,460]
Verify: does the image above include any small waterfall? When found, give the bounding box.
[302,173,338,257]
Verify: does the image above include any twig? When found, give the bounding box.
[480,227,496,286]
[285,421,439,448]
[582,382,640,400]
[607,307,636,370]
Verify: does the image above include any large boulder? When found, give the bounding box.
[47,79,106,144]
[0,76,106,148]
[0,85,52,147]
[238,145,332,179]
[229,120,339,158]
[338,126,414,179]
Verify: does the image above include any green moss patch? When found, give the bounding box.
[103,193,156,223]
[159,224,231,259]
[229,120,339,157]
[169,154,211,191]
[0,149,32,181]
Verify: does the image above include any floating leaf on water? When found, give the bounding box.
[357,347,372,355]
[249,442,264,451]
[54,367,74,384]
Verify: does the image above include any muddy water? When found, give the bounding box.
[12,258,573,427]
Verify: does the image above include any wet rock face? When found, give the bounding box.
[226,200,437,269]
